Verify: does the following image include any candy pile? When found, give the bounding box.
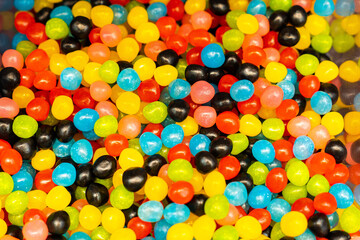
[0,0,359,239]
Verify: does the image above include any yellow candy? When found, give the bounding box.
[235,216,262,239]
[0,219,7,238]
[341,14,360,35]
[240,114,262,137]
[102,207,125,233]
[135,22,160,43]
[127,6,148,29]
[321,112,344,136]
[305,15,328,35]
[184,0,206,14]
[301,111,321,129]
[83,62,102,84]
[38,39,60,57]
[34,0,53,12]
[167,223,194,240]
[110,228,136,240]
[91,5,114,27]
[112,169,124,188]
[79,205,102,230]
[189,169,204,193]
[12,86,34,108]
[315,60,339,83]
[116,92,140,115]
[119,148,144,170]
[204,171,226,197]
[27,190,47,210]
[236,13,259,34]
[49,53,71,75]
[51,96,74,120]
[144,176,168,201]
[72,1,92,18]
[117,38,140,62]
[257,107,277,119]
[154,65,178,86]
[176,116,199,136]
[133,57,156,81]
[265,62,287,83]
[32,149,56,171]
[193,215,216,240]
[46,186,71,210]
[339,60,360,83]
[280,211,307,237]
[66,50,89,71]
[294,27,311,50]
[344,111,360,135]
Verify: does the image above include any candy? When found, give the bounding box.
[0,1,359,239]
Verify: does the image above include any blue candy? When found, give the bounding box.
[224,181,248,206]
[164,203,190,225]
[248,185,272,209]
[252,140,275,164]
[168,79,191,99]
[52,162,76,187]
[230,80,254,102]
[138,200,164,222]
[329,183,354,209]
[267,198,291,222]
[73,108,100,132]
[111,4,128,25]
[70,139,93,164]
[277,81,295,100]
[14,0,34,11]
[201,43,225,68]
[247,0,267,15]
[189,134,211,156]
[60,68,83,90]
[117,68,141,91]
[161,124,184,148]
[293,136,315,160]
[139,132,163,155]
[50,6,74,25]
[154,219,171,240]
[310,91,332,115]
[12,171,33,192]
[147,2,167,22]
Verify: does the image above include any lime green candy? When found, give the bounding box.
[213,226,239,240]
[128,138,145,156]
[16,40,37,58]
[13,115,38,138]
[333,33,355,53]
[286,160,309,187]
[168,159,193,182]
[99,60,120,84]
[204,194,230,220]
[228,133,249,155]
[306,174,330,196]
[0,172,14,195]
[94,115,118,137]
[311,34,333,54]
[45,18,69,40]
[282,183,307,204]
[176,59,187,80]
[95,177,113,189]
[247,161,269,185]
[143,101,168,124]
[226,10,245,29]
[271,222,286,240]
[223,29,244,51]
[64,206,80,231]
[8,211,26,227]
[5,190,29,215]
[269,0,292,11]
[295,54,319,76]
[91,226,111,240]
[75,186,87,200]
[110,185,134,210]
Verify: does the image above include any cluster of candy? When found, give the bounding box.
[0,0,359,239]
